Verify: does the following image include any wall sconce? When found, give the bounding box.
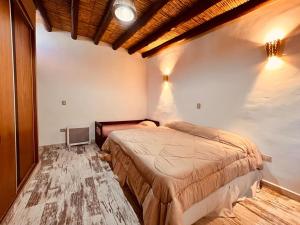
[265,39,281,57]
[163,75,169,82]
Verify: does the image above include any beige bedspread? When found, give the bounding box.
[102,121,263,225]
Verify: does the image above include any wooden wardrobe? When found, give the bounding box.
[0,0,37,221]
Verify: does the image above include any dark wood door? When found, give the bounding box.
[0,0,17,220]
[13,2,37,185]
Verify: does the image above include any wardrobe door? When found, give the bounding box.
[13,1,37,186]
[0,0,17,220]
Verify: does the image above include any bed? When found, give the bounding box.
[101,121,263,225]
[95,119,159,148]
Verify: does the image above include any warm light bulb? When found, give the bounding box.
[265,29,285,42]
[114,6,135,22]
[266,56,283,70]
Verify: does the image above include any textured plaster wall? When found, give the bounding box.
[146,0,300,193]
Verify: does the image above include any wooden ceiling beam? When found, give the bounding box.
[142,0,270,58]
[128,0,222,54]
[34,0,52,32]
[112,0,169,50]
[93,0,114,45]
[71,0,79,39]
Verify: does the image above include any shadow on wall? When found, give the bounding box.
[285,25,300,70]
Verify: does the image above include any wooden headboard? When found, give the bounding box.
[95,119,160,148]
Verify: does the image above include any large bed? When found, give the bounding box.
[102,121,263,225]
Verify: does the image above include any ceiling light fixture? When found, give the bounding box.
[113,0,136,23]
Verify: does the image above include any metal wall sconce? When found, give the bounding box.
[163,75,169,82]
[265,39,281,57]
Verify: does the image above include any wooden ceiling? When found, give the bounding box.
[36,0,271,57]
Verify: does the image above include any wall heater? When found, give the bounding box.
[67,125,90,146]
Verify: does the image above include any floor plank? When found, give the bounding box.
[2,144,299,225]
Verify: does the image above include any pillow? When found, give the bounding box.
[165,121,219,141]
[139,120,157,127]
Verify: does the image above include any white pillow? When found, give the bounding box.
[139,120,157,127]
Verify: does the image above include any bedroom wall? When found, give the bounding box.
[36,22,147,146]
[146,0,300,194]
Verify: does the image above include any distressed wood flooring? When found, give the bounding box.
[2,144,300,225]
[2,144,140,225]
[195,187,300,225]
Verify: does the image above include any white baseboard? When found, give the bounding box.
[261,179,300,202]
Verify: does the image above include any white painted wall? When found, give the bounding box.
[36,23,147,146]
[146,0,300,193]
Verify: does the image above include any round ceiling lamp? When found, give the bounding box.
[113,0,137,23]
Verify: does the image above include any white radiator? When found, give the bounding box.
[67,125,90,146]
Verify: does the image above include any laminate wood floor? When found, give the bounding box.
[2,144,299,225]
[194,187,300,225]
